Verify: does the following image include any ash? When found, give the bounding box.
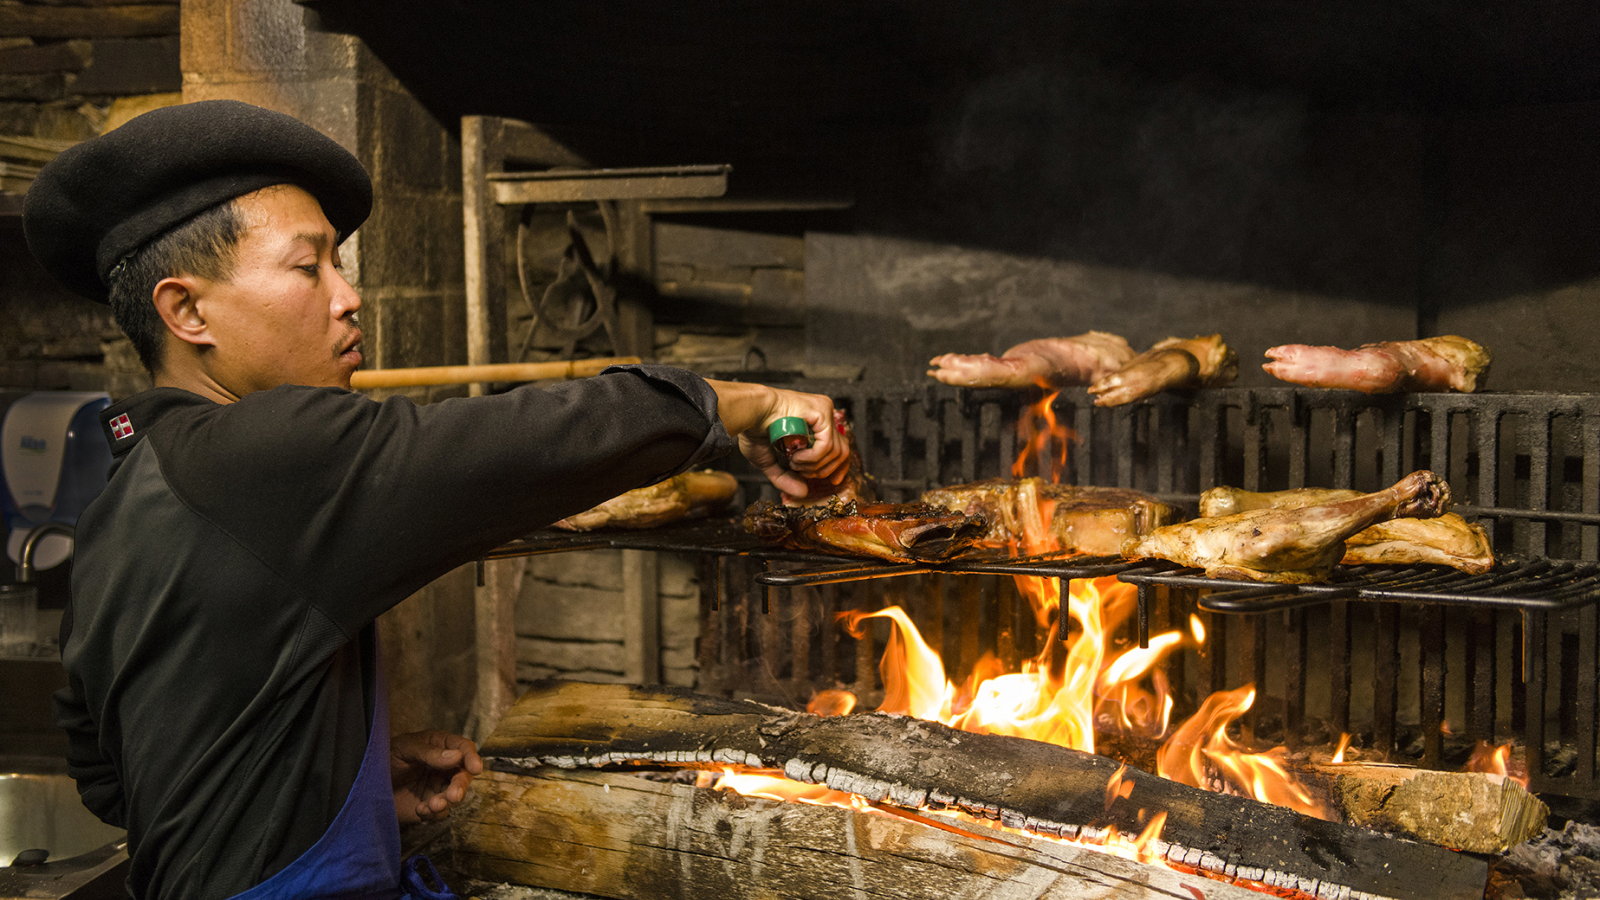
[1490,822,1600,900]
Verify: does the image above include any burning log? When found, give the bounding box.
[454,766,1275,900]
[468,681,1488,900]
[1305,763,1548,854]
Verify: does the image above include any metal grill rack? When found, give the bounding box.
[494,382,1600,801]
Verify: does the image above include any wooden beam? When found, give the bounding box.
[459,115,501,387]
[480,681,1488,900]
[454,767,1274,900]
[621,549,660,684]
[470,558,522,743]
[488,165,730,205]
[0,6,178,39]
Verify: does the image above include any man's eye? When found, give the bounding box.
[299,264,320,276]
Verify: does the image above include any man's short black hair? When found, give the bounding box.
[106,200,245,374]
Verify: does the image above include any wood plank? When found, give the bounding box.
[480,681,1488,900]
[0,6,178,39]
[0,40,90,74]
[454,767,1273,900]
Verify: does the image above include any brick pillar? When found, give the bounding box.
[180,0,474,735]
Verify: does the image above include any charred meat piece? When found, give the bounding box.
[1200,485,1493,573]
[553,470,738,531]
[1088,334,1238,407]
[743,497,988,561]
[922,478,1179,557]
[787,410,877,507]
[1124,471,1452,583]
[927,332,1135,390]
[1262,335,1491,394]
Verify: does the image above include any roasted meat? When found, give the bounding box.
[742,497,988,561]
[1088,334,1238,407]
[787,410,877,507]
[1262,335,1491,394]
[553,470,739,531]
[1124,471,1452,583]
[1200,485,1494,573]
[921,478,1179,557]
[927,332,1135,390]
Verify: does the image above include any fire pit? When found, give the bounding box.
[459,380,1600,899]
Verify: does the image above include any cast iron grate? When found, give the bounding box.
[493,381,1600,802]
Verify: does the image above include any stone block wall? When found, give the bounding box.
[650,220,812,377]
[2,1,183,398]
[515,550,701,690]
[179,0,472,735]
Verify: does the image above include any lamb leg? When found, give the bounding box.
[1088,334,1238,407]
[927,332,1134,389]
[1124,471,1451,583]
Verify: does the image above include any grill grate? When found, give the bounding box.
[497,381,1600,801]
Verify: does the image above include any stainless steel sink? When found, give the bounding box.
[0,771,127,900]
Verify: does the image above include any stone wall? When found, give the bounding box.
[514,551,700,690]
[1,1,183,398]
[650,219,810,377]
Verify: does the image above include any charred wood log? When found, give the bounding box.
[476,681,1487,900]
[454,767,1274,900]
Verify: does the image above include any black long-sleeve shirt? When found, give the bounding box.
[54,366,731,900]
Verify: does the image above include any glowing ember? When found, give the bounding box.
[702,768,867,809]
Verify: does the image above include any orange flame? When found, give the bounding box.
[1465,740,1527,787]
[1329,733,1352,764]
[715,386,1331,859]
[807,689,857,717]
[1155,685,1332,820]
[1012,391,1073,481]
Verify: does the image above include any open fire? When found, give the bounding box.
[695,391,1525,893]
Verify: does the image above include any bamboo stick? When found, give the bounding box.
[349,357,640,389]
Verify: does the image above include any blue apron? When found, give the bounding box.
[229,665,459,900]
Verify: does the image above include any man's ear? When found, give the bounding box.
[151,276,216,348]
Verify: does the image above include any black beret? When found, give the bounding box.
[23,99,373,303]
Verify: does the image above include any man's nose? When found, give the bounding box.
[332,269,361,318]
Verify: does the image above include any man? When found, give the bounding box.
[23,100,846,900]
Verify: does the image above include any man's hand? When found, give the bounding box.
[390,730,483,824]
[707,380,850,499]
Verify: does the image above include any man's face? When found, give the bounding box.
[192,184,363,395]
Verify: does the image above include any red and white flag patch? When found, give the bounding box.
[110,413,134,440]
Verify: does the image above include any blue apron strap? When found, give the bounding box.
[400,854,461,900]
[229,653,403,900]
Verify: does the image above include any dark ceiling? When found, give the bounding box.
[305,0,1600,188]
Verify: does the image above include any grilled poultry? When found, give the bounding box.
[1200,485,1494,573]
[927,332,1135,390]
[922,478,1179,556]
[743,497,988,562]
[1262,335,1491,394]
[554,470,739,531]
[1088,334,1238,407]
[1124,470,1452,583]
